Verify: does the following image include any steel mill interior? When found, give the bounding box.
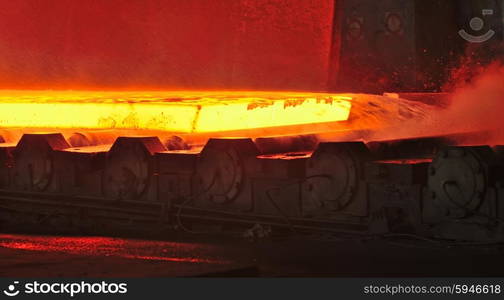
[0,0,503,277]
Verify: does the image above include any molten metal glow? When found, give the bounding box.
[0,90,351,133]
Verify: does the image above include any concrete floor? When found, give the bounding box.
[1,232,504,277]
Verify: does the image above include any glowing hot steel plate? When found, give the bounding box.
[0,90,352,134]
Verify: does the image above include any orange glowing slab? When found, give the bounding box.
[0,90,351,133]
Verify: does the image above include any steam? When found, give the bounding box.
[441,62,504,143]
[361,62,504,145]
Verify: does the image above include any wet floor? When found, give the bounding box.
[1,232,504,277]
[0,233,256,277]
[0,234,231,264]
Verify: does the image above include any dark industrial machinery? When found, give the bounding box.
[1,131,503,242]
[193,138,260,211]
[424,146,504,240]
[12,134,71,192]
[102,137,165,201]
[330,0,504,92]
[303,142,369,218]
